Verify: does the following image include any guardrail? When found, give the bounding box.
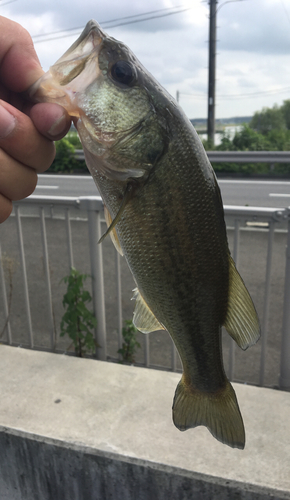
[207,151,290,164]
[0,195,289,390]
[74,149,290,164]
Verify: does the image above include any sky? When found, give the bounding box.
[1,0,290,120]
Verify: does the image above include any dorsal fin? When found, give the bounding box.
[103,206,123,256]
[132,288,165,333]
[224,255,260,350]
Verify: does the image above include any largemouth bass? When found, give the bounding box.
[30,21,260,449]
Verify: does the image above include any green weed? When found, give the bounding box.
[118,320,141,364]
[60,268,98,357]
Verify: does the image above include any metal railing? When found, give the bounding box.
[75,149,290,164]
[207,151,290,164]
[224,205,290,388]
[0,195,289,390]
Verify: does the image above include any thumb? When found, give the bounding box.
[29,103,72,141]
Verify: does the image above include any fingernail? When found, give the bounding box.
[0,104,16,139]
[48,113,67,137]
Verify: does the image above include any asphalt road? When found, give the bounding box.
[36,174,290,208]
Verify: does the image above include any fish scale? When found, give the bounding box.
[108,136,228,387]
[30,19,260,449]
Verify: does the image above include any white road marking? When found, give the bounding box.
[38,174,91,180]
[269,193,290,197]
[219,180,290,185]
[36,185,59,190]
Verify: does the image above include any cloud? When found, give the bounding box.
[6,0,198,34]
[1,0,290,118]
[218,0,290,55]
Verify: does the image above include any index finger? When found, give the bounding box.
[0,16,44,92]
[0,100,56,172]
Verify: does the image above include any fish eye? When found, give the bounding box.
[110,60,136,86]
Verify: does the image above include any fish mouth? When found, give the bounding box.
[29,20,107,115]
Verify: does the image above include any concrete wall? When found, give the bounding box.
[1,431,288,500]
[0,346,289,500]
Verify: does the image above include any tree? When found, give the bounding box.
[281,100,290,130]
[249,105,286,135]
[232,125,269,150]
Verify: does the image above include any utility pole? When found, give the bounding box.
[207,0,218,145]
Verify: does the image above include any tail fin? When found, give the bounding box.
[172,377,245,449]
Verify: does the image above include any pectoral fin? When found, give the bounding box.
[99,182,135,244]
[132,288,165,333]
[224,256,260,350]
[103,206,123,256]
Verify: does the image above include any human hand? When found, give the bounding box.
[0,16,71,223]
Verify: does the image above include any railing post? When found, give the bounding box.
[279,208,290,390]
[171,341,177,372]
[65,208,74,270]
[78,197,107,361]
[0,243,12,344]
[259,220,275,386]
[228,219,240,380]
[39,207,56,351]
[15,205,34,348]
[115,250,123,356]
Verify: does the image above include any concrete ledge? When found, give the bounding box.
[0,345,289,499]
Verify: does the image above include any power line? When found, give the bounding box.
[33,31,86,44]
[104,8,190,29]
[179,86,290,101]
[218,87,290,99]
[216,0,247,14]
[32,5,187,38]
[0,0,18,6]
[32,5,191,44]
[279,0,290,26]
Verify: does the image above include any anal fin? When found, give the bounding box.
[132,288,165,333]
[224,255,260,350]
